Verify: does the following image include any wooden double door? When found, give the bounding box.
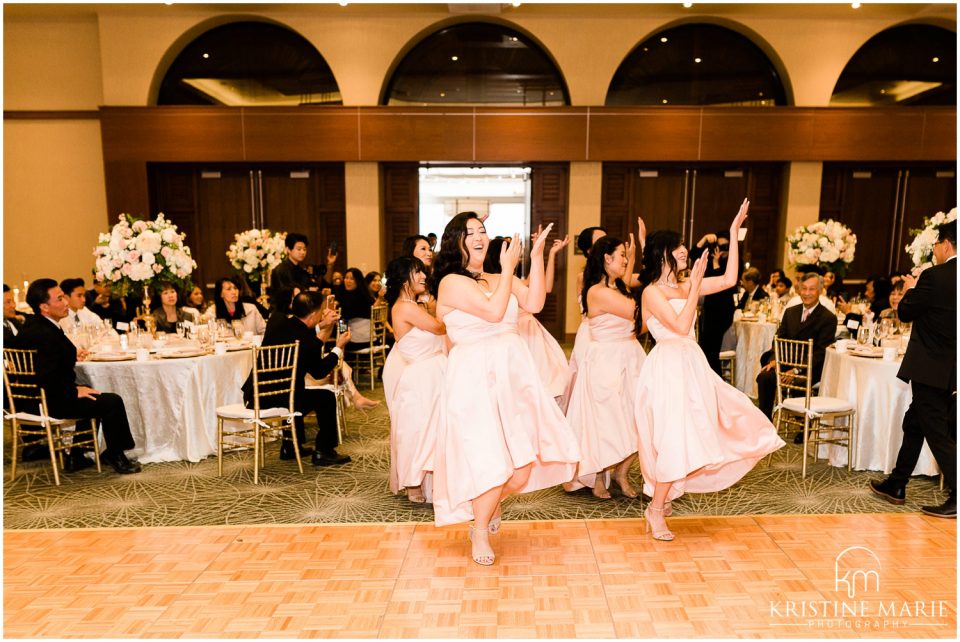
[381,163,569,340]
[600,163,784,277]
[820,163,957,279]
[149,164,346,290]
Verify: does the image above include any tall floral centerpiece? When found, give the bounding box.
[94,214,197,317]
[786,219,857,276]
[226,229,287,301]
[905,207,956,273]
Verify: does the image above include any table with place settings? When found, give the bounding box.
[75,343,253,463]
[733,317,778,399]
[817,345,938,476]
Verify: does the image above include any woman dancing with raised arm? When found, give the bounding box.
[634,199,785,541]
[381,256,446,505]
[431,213,580,566]
[566,235,647,500]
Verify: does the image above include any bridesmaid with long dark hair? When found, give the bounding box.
[430,213,580,566]
[381,256,446,504]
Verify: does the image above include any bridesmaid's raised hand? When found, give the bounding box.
[530,222,554,258]
[624,233,637,262]
[549,234,570,256]
[501,233,522,274]
[730,198,750,233]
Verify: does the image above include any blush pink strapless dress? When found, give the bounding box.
[517,309,570,399]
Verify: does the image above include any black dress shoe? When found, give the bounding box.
[100,451,142,474]
[62,451,95,473]
[869,478,906,505]
[921,494,957,519]
[312,450,351,466]
[793,431,805,445]
[280,445,314,461]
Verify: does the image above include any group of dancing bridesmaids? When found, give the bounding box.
[381,199,785,566]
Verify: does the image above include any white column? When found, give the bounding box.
[780,162,823,276]
[344,162,382,274]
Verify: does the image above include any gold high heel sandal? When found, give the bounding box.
[663,500,672,517]
[644,505,675,541]
[468,525,495,566]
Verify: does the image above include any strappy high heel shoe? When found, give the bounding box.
[663,500,673,517]
[644,505,675,541]
[488,509,502,534]
[468,525,495,566]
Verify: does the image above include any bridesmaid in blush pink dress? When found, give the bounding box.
[634,199,785,541]
[484,233,571,400]
[382,256,446,505]
[431,213,580,566]
[565,235,647,500]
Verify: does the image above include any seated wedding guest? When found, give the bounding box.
[823,269,843,302]
[58,278,106,333]
[244,291,352,466]
[365,271,386,304]
[85,280,138,326]
[756,272,838,443]
[737,267,768,310]
[330,271,344,288]
[16,278,141,474]
[183,285,211,320]
[337,268,375,349]
[427,232,438,250]
[784,270,837,313]
[213,276,266,335]
[774,276,793,306]
[150,283,198,333]
[765,268,786,297]
[837,274,891,317]
[880,280,907,318]
[4,283,26,343]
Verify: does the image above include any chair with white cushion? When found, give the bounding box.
[305,335,348,444]
[345,303,390,390]
[773,337,856,478]
[216,341,301,484]
[719,350,736,386]
[3,348,101,486]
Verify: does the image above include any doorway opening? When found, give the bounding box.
[418,166,532,246]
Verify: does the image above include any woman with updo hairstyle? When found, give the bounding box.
[565,235,647,500]
[632,200,784,542]
[381,256,446,505]
[429,212,580,567]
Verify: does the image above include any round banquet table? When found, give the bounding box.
[76,349,253,463]
[733,318,777,399]
[817,346,938,476]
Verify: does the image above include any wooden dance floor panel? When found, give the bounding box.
[3,514,955,638]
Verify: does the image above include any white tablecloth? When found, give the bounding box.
[733,320,777,398]
[76,351,253,463]
[818,347,938,476]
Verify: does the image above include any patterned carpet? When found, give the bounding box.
[3,384,947,530]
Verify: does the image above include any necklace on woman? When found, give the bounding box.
[657,280,679,289]
[399,297,418,304]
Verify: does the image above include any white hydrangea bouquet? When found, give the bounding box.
[94,213,197,294]
[786,219,857,276]
[226,228,287,283]
[905,207,956,272]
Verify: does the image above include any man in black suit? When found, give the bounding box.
[756,272,838,443]
[870,220,956,518]
[15,279,140,474]
[737,266,769,311]
[271,233,321,303]
[3,283,26,344]
[245,290,352,467]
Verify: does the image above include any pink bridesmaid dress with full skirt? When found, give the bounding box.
[634,298,785,502]
[517,309,570,399]
[432,292,581,526]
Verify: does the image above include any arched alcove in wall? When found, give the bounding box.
[605,22,790,106]
[831,23,956,106]
[380,19,569,106]
[153,19,341,106]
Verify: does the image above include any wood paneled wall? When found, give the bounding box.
[99,105,956,220]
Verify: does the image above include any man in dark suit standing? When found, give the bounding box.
[756,272,838,444]
[245,290,352,467]
[870,220,956,518]
[15,279,140,474]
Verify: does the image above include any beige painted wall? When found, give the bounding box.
[565,162,603,335]
[344,162,382,276]
[3,120,108,285]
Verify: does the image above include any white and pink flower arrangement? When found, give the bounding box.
[94,213,197,294]
[786,219,857,276]
[905,207,956,273]
[226,229,287,283]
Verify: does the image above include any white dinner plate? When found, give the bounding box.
[158,349,206,359]
[87,352,136,362]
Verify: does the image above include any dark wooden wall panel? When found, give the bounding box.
[476,113,587,161]
[244,110,360,160]
[361,112,473,160]
[529,164,569,339]
[381,164,420,269]
[590,110,701,160]
[104,160,150,221]
[100,107,244,161]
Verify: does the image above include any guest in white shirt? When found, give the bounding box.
[58,278,105,332]
[774,276,793,306]
[784,273,836,313]
[3,283,26,343]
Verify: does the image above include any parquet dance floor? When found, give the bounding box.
[4,513,955,638]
